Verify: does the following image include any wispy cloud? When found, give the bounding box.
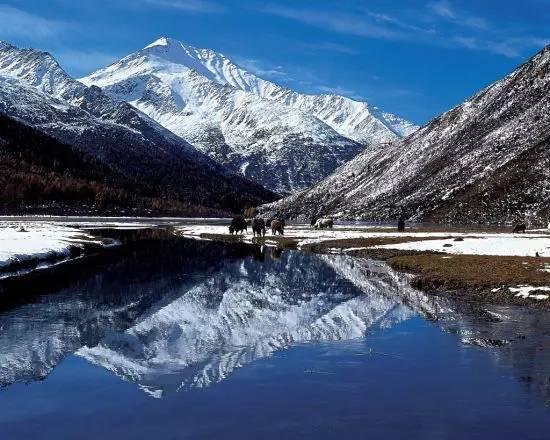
[233,56,289,80]
[261,5,406,40]
[301,42,358,55]
[316,84,360,98]
[0,5,67,41]
[261,1,548,58]
[140,0,224,13]
[428,0,455,19]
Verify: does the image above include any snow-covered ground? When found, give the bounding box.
[375,236,550,257]
[508,286,550,300]
[0,222,118,276]
[176,224,550,257]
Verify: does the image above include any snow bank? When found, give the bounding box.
[0,222,117,274]
[375,236,550,257]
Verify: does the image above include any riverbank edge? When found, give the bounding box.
[193,232,550,309]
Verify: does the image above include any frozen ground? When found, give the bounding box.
[374,236,550,257]
[176,224,550,257]
[0,222,118,276]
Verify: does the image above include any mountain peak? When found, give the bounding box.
[144,36,184,50]
[0,41,76,98]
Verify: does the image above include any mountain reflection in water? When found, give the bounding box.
[0,238,549,403]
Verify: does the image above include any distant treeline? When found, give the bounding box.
[0,112,227,216]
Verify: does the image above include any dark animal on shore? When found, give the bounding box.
[252,217,266,237]
[229,216,247,235]
[310,217,318,226]
[271,219,284,235]
[314,218,333,229]
[397,218,405,232]
[513,224,526,233]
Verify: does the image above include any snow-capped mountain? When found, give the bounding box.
[264,44,550,225]
[81,37,417,193]
[0,41,275,212]
[130,37,418,143]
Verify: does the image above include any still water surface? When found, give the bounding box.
[0,237,549,439]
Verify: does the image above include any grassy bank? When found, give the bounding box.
[388,254,550,307]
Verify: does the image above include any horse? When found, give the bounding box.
[271,219,284,235]
[229,216,247,235]
[512,224,526,233]
[252,217,266,237]
[314,218,334,229]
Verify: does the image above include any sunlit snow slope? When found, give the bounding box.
[81,37,417,193]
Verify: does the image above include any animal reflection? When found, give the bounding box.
[270,247,283,260]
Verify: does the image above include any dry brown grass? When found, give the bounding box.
[388,254,550,306]
[200,233,301,249]
[200,233,243,243]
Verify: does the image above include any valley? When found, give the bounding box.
[2,7,550,436]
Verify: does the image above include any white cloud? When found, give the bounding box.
[428,0,455,19]
[233,56,288,80]
[0,5,66,41]
[261,1,548,58]
[261,5,405,40]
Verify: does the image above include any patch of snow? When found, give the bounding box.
[509,285,550,300]
[0,222,117,275]
[375,236,550,257]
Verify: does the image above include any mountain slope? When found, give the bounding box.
[81,37,417,193]
[0,112,228,216]
[264,44,550,225]
[0,41,276,212]
[143,37,418,142]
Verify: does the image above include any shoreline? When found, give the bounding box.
[175,223,550,309]
[1,219,550,309]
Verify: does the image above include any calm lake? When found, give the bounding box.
[0,235,549,439]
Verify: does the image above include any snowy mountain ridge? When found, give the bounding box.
[87,37,418,143]
[263,43,550,224]
[81,37,417,193]
[0,41,275,212]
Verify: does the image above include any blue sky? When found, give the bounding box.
[0,0,548,124]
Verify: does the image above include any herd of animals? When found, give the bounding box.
[229,209,537,237]
[228,211,334,237]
